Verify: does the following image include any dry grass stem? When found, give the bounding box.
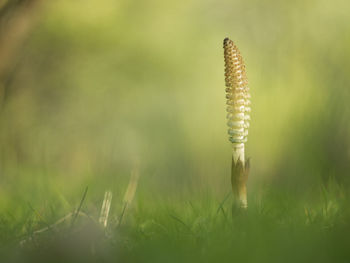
[99,190,113,228]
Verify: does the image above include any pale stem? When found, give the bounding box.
[232,143,245,165]
[232,143,247,208]
[99,190,113,228]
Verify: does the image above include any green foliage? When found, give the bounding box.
[1,179,350,262]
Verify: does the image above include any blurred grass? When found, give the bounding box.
[1,179,350,263]
[0,0,350,261]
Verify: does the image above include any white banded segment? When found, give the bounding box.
[223,38,251,145]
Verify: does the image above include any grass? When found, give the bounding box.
[1,176,350,263]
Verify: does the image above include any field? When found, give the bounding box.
[1,0,350,262]
[1,178,350,262]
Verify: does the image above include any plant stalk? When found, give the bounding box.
[223,37,251,209]
[231,145,249,209]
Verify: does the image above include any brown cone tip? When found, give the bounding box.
[223,37,233,46]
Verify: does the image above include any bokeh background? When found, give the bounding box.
[0,0,349,214]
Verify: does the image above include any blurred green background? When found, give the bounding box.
[1,0,350,262]
[0,0,350,221]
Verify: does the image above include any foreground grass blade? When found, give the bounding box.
[99,190,113,228]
